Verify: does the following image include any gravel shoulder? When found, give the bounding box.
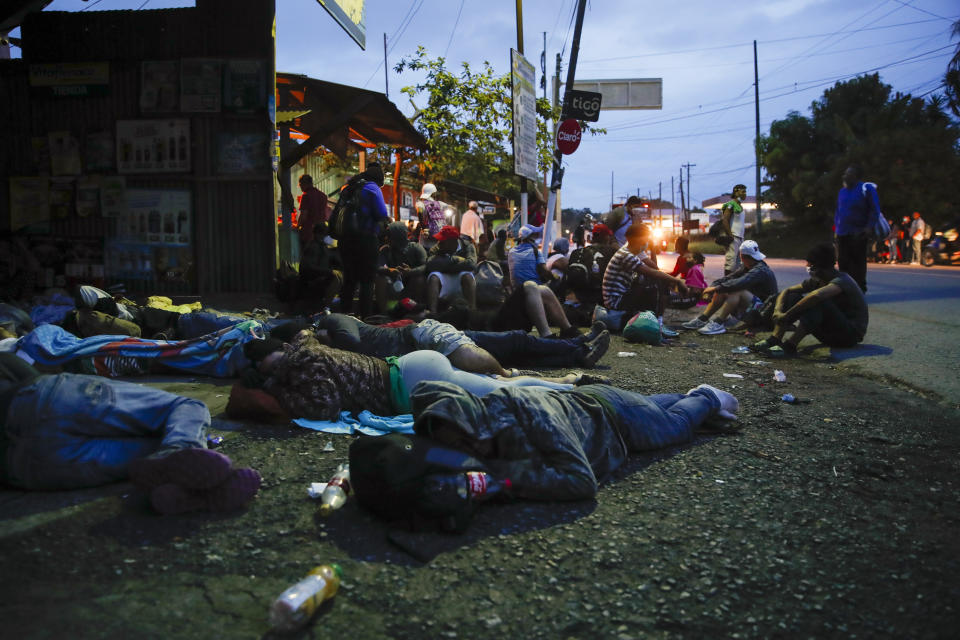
[1,325,958,639]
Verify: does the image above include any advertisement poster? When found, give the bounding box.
[76,176,101,218]
[31,136,50,175]
[217,132,269,174]
[121,189,192,246]
[180,58,221,112]
[100,176,126,218]
[85,130,114,172]
[510,49,538,181]
[48,130,82,176]
[8,177,50,231]
[140,60,179,113]
[223,59,266,113]
[49,178,75,219]
[116,119,190,173]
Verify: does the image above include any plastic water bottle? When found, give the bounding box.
[391,276,404,293]
[268,564,343,632]
[418,471,509,515]
[319,463,350,516]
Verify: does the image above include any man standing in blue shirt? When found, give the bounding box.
[834,165,880,293]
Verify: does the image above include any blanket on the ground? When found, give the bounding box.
[15,319,263,378]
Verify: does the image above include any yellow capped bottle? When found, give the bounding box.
[268,564,343,632]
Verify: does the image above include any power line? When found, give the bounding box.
[579,18,944,64]
[892,0,955,21]
[604,44,954,132]
[442,0,466,60]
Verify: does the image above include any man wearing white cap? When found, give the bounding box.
[682,239,778,335]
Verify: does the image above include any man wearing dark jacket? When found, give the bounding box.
[682,240,778,335]
[410,380,738,501]
[375,221,427,313]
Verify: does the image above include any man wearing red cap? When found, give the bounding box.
[425,225,477,313]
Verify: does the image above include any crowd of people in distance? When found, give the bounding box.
[0,168,879,527]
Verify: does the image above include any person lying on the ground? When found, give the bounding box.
[376,221,428,314]
[242,332,608,422]
[410,379,739,501]
[0,353,260,514]
[425,226,477,313]
[750,242,868,357]
[682,239,778,335]
[13,319,264,378]
[297,311,610,372]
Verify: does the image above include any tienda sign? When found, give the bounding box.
[556,119,582,155]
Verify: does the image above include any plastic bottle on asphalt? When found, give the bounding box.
[269,564,343,632]
[319,463,351,516]
[419,471,510,513]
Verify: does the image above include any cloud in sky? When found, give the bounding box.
[18,0,960,212]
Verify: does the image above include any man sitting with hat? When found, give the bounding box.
[425,225,477,314]
[682,239,778,335]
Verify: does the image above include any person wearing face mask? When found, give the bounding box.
[601,223,687,332]
[750,242,868,357]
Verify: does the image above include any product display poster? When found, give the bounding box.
[122,189,192,246]
[8,177,50,231]
[76,176,101,218]
[48,130,82,176]
[223,59,266,113]
[141,60,179,113]
[217,132,270,174]
[180,58,222,112]
[116,119,190,173]
[85,130,115,172]
[49,177,76,219]
[100,176,127,218]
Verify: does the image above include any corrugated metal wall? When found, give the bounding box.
[0,0,277,295]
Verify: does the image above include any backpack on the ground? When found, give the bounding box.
[623,310,661,345]
[474,260,506,307]
[349,433,488,533]
[328,178,368,239]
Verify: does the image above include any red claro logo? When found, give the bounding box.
[557,119,582,155]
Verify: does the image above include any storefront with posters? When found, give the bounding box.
[1,0,277,295]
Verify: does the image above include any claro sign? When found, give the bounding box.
[556,119,582,155]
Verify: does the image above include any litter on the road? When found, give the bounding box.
[722,373,744,378]
[731,346,751,354]
[774,370,787,382]
[616,351,638,357]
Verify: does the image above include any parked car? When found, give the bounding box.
[921,218,960,267]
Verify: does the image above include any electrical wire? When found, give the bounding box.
[579,18,944,64]
[442,0,466,60]
[79,0,106,10]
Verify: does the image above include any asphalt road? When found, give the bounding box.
[697,253,960,402]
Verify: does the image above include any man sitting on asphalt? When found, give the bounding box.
[750,242,868,356]
[294,312,610,375]
[375,221,427,314]
[682,239,778,335]
[425,226,477,314]
[601,223,688,336]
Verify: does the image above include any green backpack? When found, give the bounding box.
[622,310,662,345]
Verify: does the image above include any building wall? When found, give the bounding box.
[0,0,277,295]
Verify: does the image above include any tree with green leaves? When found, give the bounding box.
[395,47,599,199]
[760,73,960,228]
[945,19,960,118]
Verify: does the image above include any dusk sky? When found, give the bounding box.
[14,0,960,212]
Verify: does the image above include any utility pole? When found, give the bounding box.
[515,0,528,227]
[682,162,696,218]
[546,0,587,242]
[678,168,685,220]
[383,33,389,98]
[610,172,614,210]
[753,40,764,232]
